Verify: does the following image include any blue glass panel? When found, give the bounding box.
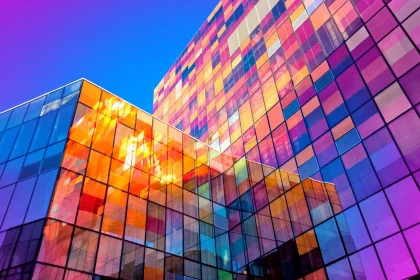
[0,111,12,133]
[314,70,335,93]
[63,80,82,97]
[29,110,57,152]
[45,88,63,104]
[1,177,36,231]
[45,140,66,158]
[315,218,345,264]
[0,156,25,188]
[298,157,319,180]
[6,104,28,129]
[9,118,38,159]
[0,185,14,227]
[240,190,255,213]
[24,148,45,166]
[0,126,20,163]
[24,96,46,122]
[61,91,79,106]
[25,168,59,223]
[335,128,361,155]
[283,100,300,120]
[216,232,231,271]
[48,103,75,144]
[326,258,353,280]
[336,205,371,253]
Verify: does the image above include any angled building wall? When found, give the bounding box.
[0,80,82,278]
[153,0,420,278]
[1,80,345,279]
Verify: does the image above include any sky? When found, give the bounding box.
[0,0,220,113]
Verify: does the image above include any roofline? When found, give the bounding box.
[0,78,85,115]
[84,78,333,185]
[1,77,334,185]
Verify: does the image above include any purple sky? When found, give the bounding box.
[0,0,219,113]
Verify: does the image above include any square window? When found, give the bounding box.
[386,176,420,229]
[326,258,352,280]
[356,47,395,96]
[366,7,397,42]
[315,218,345,264]
[378,27,420,77]
[389,110,420,172]
[360,191,399,241]
[336,206,371,253]
[376,233,417,279]
[349,246,385,279]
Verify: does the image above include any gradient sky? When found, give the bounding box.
[0,0,219,113]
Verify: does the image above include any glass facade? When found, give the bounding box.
[0,80,343,279]
[0,80,82,279]
[0,0,418,277]
[153,0,420,278]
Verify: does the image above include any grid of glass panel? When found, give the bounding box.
[19,80,343,279]
[153,0,420,278]
[0,80,82,278]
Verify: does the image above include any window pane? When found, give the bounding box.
[95,235,122,278]
[1,177,36,231]
[76,177,106,231]
[315,218,345,264]
[67,228,99,272]
[6,104,28,129]
[0,111,11,132]
[166,209,183,256]
[25,169,59,223]
[102,187,127,238]
[32,264,65,280]
[359,191,399,241]
[0,126,20,163]
[11,220,44,267]
[0,156,25,188]
[49,103,76,144]
[69,103,98,147]
[48,169,83,224]
[37,219,73,266]
[349,246,385,279]
[376,233,417,279]
[165,255,183,279]
[79,81,101,108]
[121,241,144,279]
[29,111,57,152]
[336,205,371,253]
[0,185,14,227]
[9,118,38,159]
[146,202,166,251]
[86,150,110,184]
[24,96,46,122]
[125,194,147,244]
[62,140,89,174]
[92,113,116,156]
[144,247,164,280]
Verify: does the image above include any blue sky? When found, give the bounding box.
[0,0,220,113]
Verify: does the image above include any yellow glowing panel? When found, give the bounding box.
[256,53,269,69]
[296,230,318,256]
[239,101,253,133]
[109,159,131,192]
[292,66,309,85]
[262,77,279,111]
[79,81,101,108]
[87,150,111,184]
[69,104,97,147]
[92,113,117,156]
